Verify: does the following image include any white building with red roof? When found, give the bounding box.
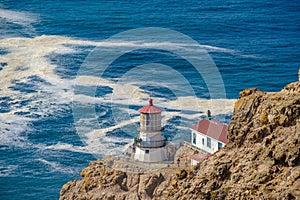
[191,111,228,165]
[189,111,228,165]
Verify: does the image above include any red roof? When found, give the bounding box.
[138,99,162,114]
[191,119,228,144]
[190,153,210,162]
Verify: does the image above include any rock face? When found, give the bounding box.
[60,146,196,200]
[60,159,177,200]
[60,81,300,200]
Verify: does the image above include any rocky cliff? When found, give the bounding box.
[60,81,300,200]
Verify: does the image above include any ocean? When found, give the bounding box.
[0,0,299,199]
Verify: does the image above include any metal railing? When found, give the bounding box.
[182,141,208,154]
[134,138,167,148]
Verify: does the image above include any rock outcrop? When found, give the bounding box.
[60,146,196,200]
[60,159,175,200]
[60,81,300,200]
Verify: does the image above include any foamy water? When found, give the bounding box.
[0,34,236,158]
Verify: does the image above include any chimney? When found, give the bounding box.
[206,110,212,120]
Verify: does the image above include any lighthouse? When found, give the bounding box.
[134,99,168,162]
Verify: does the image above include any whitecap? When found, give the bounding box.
[36,158,78,174]
[44,142,88,154]
[0,8,38,27]
[0,164,18,177]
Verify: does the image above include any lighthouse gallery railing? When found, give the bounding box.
[134,137,167,148]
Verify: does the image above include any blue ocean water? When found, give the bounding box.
[0,0,299,199]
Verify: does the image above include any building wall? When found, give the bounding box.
[134,147,168,162]
[191,130,225,153]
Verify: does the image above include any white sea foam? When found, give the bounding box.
[0,35,236,158]
[0,8,39,38]
[0,163,18,177]
[36,158,78,174]
[42,141,123,157]
[200,45,236,54]
[44,137,131,156]
[44,142,86,153]
[0,9,38,26]
[66,39,238,55]
[0,112,32,148]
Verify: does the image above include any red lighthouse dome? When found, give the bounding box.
[138,99,162,114]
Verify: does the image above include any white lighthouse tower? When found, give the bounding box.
[134,99,168,163]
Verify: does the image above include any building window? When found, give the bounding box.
[145,150,149,154]
[192,132,196,145]
[207,137,211,148]
[218,142,223,149]
[202,138,205,145]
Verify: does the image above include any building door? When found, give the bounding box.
[218,142,223,149]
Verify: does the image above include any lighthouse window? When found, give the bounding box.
[146,114,150,125]
[145,150,149,154]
